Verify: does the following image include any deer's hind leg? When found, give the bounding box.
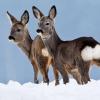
[56,62,69,84]
[69,62,88,85]
[78,61,90,84]
[74,56,90,84]
[71,68,82,84]
[82,62,91,83]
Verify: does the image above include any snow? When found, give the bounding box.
[0,79,100,100]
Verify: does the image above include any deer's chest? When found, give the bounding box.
[42,48,49,57]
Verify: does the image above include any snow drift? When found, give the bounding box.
[0,79,100,100]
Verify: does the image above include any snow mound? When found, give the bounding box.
[0,79,100,100]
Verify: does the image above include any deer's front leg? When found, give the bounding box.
[53,66,59,85]
[51,60,59,85]
[38,56,49,85]
[31,60,39,84]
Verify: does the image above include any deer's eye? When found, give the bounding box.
[17,28,21,32]
[45,22,49,25]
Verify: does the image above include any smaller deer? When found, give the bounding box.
[7,10,59,85]
[32,5,100,84]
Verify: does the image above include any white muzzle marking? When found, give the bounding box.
[9,40,19,45]
[9,40,16,44]
[37,32,43,38]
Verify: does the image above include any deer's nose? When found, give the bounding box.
[36,29,43,33]
[8,36,15,40]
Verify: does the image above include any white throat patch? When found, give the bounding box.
[81,44,100,61]
[42,48,49,57]
[37,32,43,38]
[9,40,19,45]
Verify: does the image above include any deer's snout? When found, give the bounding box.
[36,29,43,33]
[8,36,15,41]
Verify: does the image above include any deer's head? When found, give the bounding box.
[7,10,29,43]
[32,5,57,40]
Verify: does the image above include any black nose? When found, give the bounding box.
[36,29,43,33]
[8,36,15,40]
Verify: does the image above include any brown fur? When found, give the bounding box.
[7,10,59,85]
[32,5,100,85]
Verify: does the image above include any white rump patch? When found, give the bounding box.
[93,45,100,59]
[42,48,49,57]
[81,46,93,61]
[81,44,100,61]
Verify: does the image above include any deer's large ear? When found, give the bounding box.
[48,5,57,19]
[21,10,29,25]
[7,11,17,24]
[32,6,44,20]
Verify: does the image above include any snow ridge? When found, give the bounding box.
[0,79,100,100]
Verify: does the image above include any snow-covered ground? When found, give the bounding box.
[0,79,100,100]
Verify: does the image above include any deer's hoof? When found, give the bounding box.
[63,78,69,85]
[34,80,39,84]
[55,81,59,86]
[43,79,49,85]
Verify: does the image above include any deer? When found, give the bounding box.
[32,5,100,85]
[7,10,59,85]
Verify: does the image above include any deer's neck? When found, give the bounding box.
[43,29,62,57]
[18,30,32,58]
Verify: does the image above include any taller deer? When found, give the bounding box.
[32,5,100,84]
[7,10,59,85]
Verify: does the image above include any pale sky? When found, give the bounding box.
[0,0,100,83]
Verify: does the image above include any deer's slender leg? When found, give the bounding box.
[38,56,49,84]
[56,63,69,84]
[53,67,59,85]
[75,57,89,84]
[31,60,39,84]
[82,62,91,83]
[51,60,59,85]
[71,68,82,84]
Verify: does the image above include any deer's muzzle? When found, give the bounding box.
[36,29,43,33]
[8,36,15,41]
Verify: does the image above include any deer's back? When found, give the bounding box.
[55,36,99,65]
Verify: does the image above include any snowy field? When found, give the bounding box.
[0,79,100,100]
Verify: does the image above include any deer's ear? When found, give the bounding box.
[32,6,44,20]
[7,11,17,24]
[21,10,29,25]
[48,5,57,19]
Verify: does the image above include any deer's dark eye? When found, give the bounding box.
[45,22,49,25]
[17,29,21,32]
